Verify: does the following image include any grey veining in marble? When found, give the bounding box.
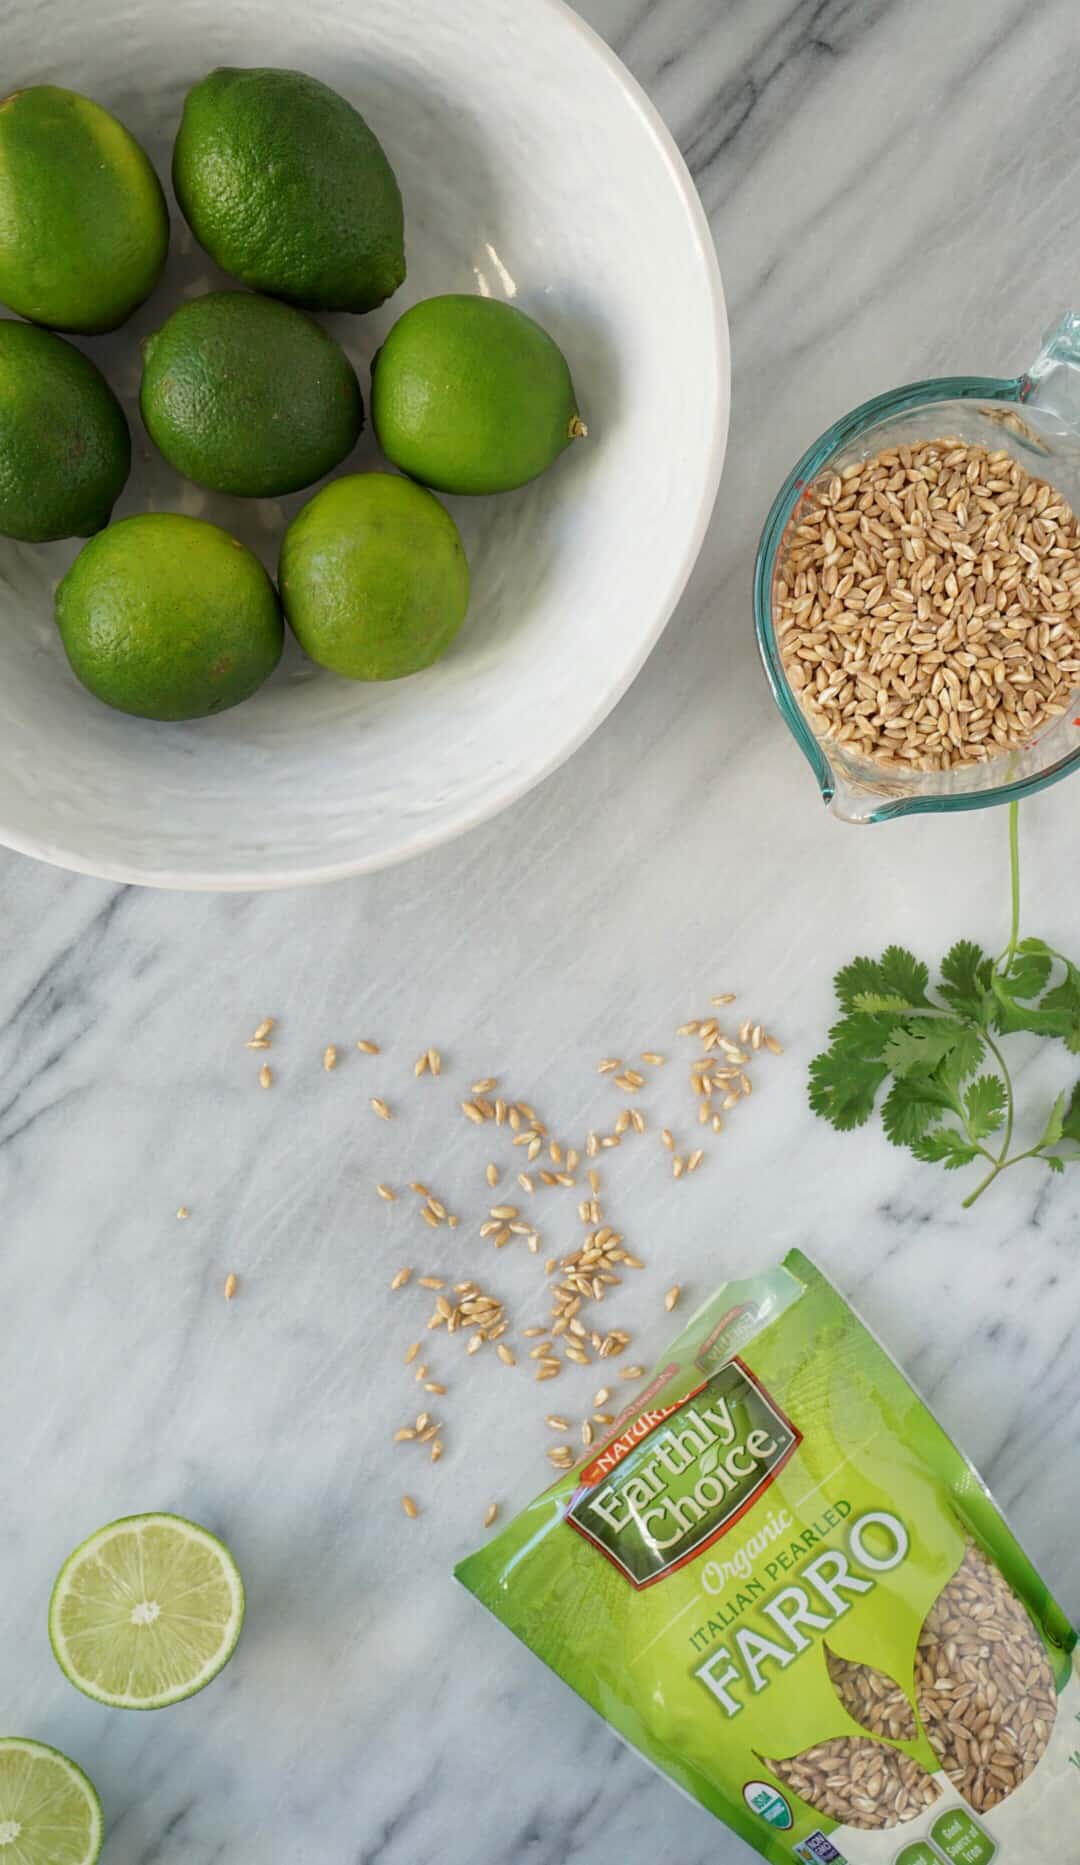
[4,1,1080,1860]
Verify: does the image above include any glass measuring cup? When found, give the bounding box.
[754,312,1080,823]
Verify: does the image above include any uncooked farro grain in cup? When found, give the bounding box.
[775,439,1080,774]
[458,1252,1077,1862]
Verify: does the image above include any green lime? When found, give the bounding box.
[371,295,586,495]
[173,68,405,314]
[0,86,168,333]
[49,1512,245,1710]
[280,472,469,680]
[140,290,364,497]
[0,1739,103,1863]
[56,515,282,721]
[0,322,129,540]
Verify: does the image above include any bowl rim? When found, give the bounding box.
[6,0,730,891]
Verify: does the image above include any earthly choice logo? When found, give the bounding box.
[566,1361,800,1587]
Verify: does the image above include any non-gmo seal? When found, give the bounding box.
[742,1780,793,1829]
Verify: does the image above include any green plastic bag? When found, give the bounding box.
[457,1252,1078,1862]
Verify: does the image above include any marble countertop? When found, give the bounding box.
[6,2,1080,1860]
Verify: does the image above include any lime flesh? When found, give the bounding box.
[0,1739,103,1864]
[49,1512,245,1710]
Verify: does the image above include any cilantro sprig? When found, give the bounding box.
[810,804,1080,1205]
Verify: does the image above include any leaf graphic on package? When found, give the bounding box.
[914,1543,1058,1814]
[824,1644,917,1742]
[761,1737,938,1831]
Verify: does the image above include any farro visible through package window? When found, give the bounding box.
[457,1251,1078,1863]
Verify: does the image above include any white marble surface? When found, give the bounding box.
[4,1,1080,1859]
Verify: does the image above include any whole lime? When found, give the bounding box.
[371,295,586,495]
[173,68,405,314]
[0,321,129,540]
[140,291,364,497]
[56,515,283,720]
[279,473,469,680]
[0,85,168,333]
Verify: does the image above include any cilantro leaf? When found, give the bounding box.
[826,1012,902,1063]
[910,1127,981,1169]
[1061,1081,1080,1145]
[964,1075,1007,1140]
[808,816,1080,1206]
[881,1073,955,1146]
[990,976,1078,1043]
[938,941,994,1021]
[1036,964,1080,1053]
[834,957,888,1012]
[879,947,930,1006]
[883,1020,968,1078]
[939,1026,986,1085]
[1038,1090,1066,1151]
[834,950,927,1012]
[1004,938,1053,1000]
[808,1048,888,1131]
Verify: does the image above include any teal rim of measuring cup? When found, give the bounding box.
[753,372,1080,821]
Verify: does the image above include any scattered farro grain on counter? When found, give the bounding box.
[776,438,1080,772]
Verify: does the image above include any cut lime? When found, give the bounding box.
[0,1738,103,1864]
[49,1513,245,1711]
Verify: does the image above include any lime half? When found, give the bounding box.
[0,1738,103,1864]
[49,1513,245,1711]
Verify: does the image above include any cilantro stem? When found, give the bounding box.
[961,1029,1017,1206]
[962,1148,1044,1206]
[1001,800,1022,972]
[985,1031,1016,1162]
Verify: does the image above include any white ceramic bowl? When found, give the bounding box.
[1,0,728,888]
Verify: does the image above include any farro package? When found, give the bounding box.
[457,1252,1078,1862]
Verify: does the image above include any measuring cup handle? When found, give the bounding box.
[1020,312,1080,430]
